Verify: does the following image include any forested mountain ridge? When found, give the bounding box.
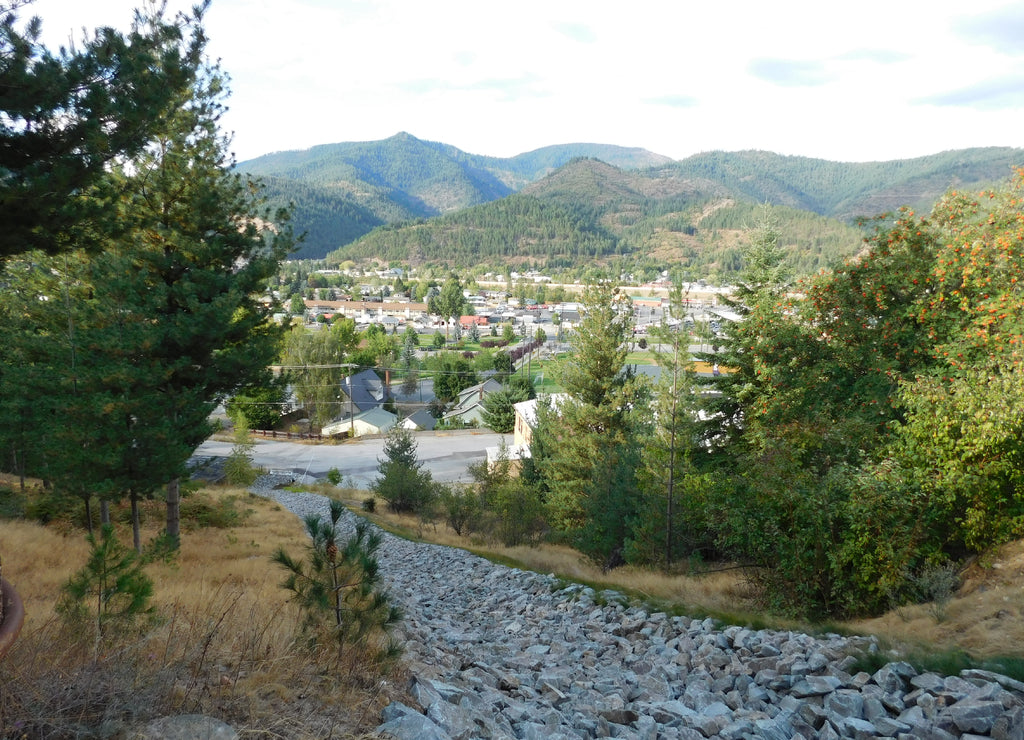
[237,133,674,258]
[239,133,1023,263]
[664,147,1024,222]
[330,158,872,276]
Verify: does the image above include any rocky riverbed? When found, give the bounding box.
[253,478,1024,740]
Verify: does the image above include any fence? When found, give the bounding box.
[253,429,323,441]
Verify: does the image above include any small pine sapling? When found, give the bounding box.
[272,499,401,660]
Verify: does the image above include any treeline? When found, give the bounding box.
[330,158,868,280]
[238,135,1023,263]
[331,193,622,263]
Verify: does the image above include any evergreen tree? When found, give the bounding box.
[0,61,293,551]
[541,283,645,566]
[273,500,401,658]
[0,2,207,260]
[371,427,435,514]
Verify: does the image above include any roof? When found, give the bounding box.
[402,409,437,431]
[342,368,390,412]
[353,406,398,432]
[512,393,571,428]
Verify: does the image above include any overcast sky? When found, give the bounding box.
[28,0,1024,164]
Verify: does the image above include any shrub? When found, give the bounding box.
[371,427,436,514]
[57,524,154,643]
[272,500,401,659]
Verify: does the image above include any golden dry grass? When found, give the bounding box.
[0,485,407,738]
[850,539,1024,660]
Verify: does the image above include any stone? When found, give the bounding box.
[256,489,1024,740]
[962,668,1024,695]
[945,698,1006,734]
[791,675,843,697]
[825,689,865,719]
[376,712,452,740]
[136,715,238,740]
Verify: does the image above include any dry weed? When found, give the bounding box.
[0,486,407,738]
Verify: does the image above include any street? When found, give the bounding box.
[195,429,507,489]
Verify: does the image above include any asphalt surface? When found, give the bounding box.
[194,429,507,489]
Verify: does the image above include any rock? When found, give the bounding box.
[376,710,452,740]
[135,715,238,740]
[944,698,1006,734]
[791,675,843,697]
[255,488,1023,740]
[825,689,865,719]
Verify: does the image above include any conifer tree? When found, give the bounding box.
[0,59,294,550]
[0,2,207,260]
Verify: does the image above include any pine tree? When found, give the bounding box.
[273,500,401,658]
[0,2,207,260]
[0,61,293,551]
[371,427,435,513]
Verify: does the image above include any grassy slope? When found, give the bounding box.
[0,482,408,738]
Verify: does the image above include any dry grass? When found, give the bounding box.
[850,540,1024,660]
[0,484,408,739]
[349,493,761,620]
[352,492,1024,664]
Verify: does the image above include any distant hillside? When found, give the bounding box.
[666,148,1024,221]
[239,135,1024,265]
[237,133,673,257]
[331,158,868,276]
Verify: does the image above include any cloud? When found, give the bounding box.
[551,22,597,44]
[397,73,547,102]
[953,5,1024,55]
[748,58,834,87]
[837,48,910,64]
[916,74,1024,109]
[645,94,699,108]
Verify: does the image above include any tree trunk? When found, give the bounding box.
[130,489,141,554]
[165,477,180,549]
[100,499,111,526]
[84,496,94,537]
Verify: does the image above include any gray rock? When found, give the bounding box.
[945,698,1006,734]
[135,715,238,740]
[791,675,843,697]
[837,715,880,738]
[962,668,1024,695]
[254,487,1022,740]
[376,712,452,740]
[825,689,865,719]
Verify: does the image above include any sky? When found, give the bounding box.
[27,0,1024,164]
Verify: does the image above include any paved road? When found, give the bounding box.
[195,429,507,489]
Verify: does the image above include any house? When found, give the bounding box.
[401,409,437,432]
[441,378,504,427]
[341,368,391,413]
[459,315,489,329]
[512,393,570,448]
[485,442,531,474]
[323,406,397,438]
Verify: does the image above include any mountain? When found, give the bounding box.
[329,157,869,276]
[238,134,1023,264]
[236,133,673,258]
[663,147,1024,221]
